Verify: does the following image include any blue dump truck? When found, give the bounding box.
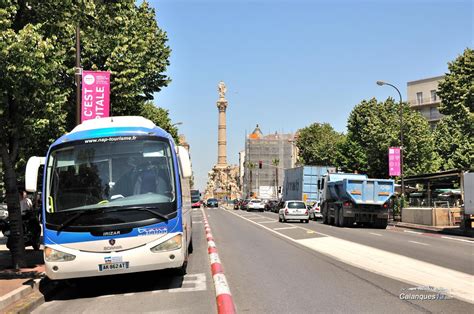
[320,173,394,229]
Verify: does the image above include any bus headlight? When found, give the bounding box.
[44,247,76,262]
[150,234,182,253]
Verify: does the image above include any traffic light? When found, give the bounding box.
[259,160,262,169]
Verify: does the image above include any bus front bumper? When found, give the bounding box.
[44,235,185,280]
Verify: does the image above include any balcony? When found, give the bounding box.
[409,96,441,108]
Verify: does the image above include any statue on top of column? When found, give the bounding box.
[218,81,227,100]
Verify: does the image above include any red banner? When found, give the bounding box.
[81,71,110,122]
[388,147,401,176]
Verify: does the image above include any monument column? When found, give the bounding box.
[217,81,228,167]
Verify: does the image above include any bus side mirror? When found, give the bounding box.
[177,146,192,179]
[25,156,45,192]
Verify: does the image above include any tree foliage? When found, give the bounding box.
[0,0,172,267]
[296,123,345,166]
[338,98,439,178]
[140,102,178,142]
[435,48,473,170]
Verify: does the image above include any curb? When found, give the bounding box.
[389,222,474,239]
[201,208,236,314]
[0,276,59,314]
[0,279,38,312]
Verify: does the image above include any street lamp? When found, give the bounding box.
[376,80,405,199]
[172,122,183,127]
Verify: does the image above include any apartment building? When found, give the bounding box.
[407,75,445,128]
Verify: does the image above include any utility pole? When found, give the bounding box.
[75,25,82,126]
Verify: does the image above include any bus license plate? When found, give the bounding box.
[98,262,129,272]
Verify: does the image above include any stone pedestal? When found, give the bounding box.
[204,165,241,200]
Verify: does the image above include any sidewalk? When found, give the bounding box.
[0,235,46,313]
[389,221,474,239]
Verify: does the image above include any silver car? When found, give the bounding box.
[278,200,309,223]
[247,199,265,212]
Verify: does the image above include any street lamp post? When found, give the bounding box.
[376,80,405,200]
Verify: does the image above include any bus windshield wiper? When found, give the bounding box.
[105,206,176,221]
[56,206,175,234]
[57,208,104,234]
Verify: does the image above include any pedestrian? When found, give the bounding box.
[19,190,32,215]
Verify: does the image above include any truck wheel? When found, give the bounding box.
[339,208,347,227]
[334,208,340,226]
[375,218,388,229]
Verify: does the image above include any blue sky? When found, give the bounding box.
[148,0,473,191]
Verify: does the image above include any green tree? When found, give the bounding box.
[434,48,474,170]
[140,102,178,142]
[296,123,345,166]
[0,0,172,267]
[338,98,439,178]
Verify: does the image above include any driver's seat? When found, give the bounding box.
[133,169,158,195]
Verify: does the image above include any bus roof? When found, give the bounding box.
[51,116,174,147]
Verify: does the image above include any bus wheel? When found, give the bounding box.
[175,261,187,276]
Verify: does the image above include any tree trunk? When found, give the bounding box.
[0,145,26,269]
[249,170,253,198]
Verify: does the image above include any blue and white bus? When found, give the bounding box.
[25,116,193,279]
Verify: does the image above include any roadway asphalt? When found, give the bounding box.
[32,208,216,314]
[207,206,473,313]
[247,210,474,275]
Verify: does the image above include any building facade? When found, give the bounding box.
[242,125,297,199]
[407,75,445,128]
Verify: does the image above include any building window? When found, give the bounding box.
[416,92,423,105]
[431,90,437,102]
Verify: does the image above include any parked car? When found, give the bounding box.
[206,198,219,208]
[265,200,279,212]
[241,199,250,210]
[278,200,309,223]
[309,201,322,221]
[247,199,265,212]
[233,199,242,210]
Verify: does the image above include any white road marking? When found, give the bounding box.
[404,230,422,235]
[224,209,474,304]
[409,241,429,246]
[369,232,383,237]
[297,237,473,304]
[441,236,473,244]
[258,221,278,224]
[169,273,207,293]
[273,226,298,231]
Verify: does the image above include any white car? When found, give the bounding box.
[309,201,322,221]
[247,199,265,212]
[278,200,309,223]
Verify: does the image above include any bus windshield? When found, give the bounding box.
[45,136,177,230]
